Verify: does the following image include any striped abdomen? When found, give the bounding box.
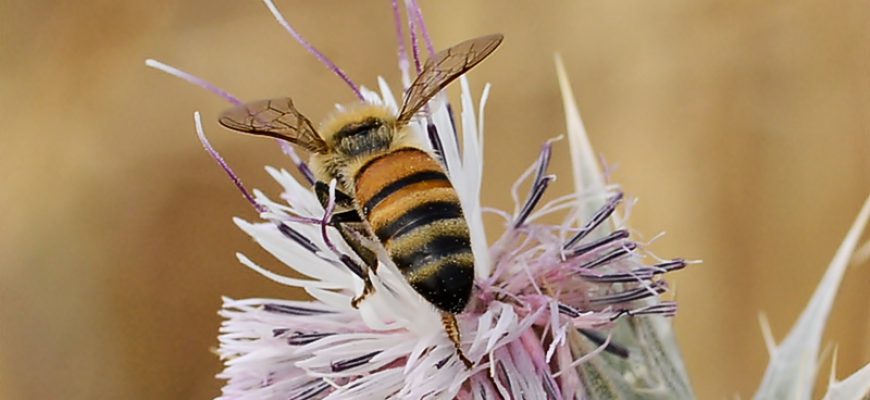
[354,148,473,313]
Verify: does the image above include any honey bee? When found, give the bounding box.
[218,34,503,368]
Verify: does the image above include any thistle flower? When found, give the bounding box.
[147,2,870,399]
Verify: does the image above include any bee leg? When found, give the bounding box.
[314,181,380,308]
[335,221,379,309]
[341,222,377,309]
[351,274,375,309]
[441,313,473,369]
[335,222,378,272]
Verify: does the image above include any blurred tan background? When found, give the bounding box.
[1,0,868,398]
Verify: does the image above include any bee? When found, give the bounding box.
[217,34,503,368]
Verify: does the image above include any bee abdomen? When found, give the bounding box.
[391,228,472,276]
[374,200,463,240]
[407,252,475,313]
[361,170,450,215]
[386,220,475,313]
[377,203,475,313]
[354,148,451,213]
[354,148,462,240]
[354,148,474,313]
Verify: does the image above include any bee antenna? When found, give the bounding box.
[261,0,364,101]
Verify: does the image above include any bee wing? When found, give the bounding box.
[218,97,328,153]
[396,34,503,127]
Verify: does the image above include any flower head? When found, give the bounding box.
[148,1,694,398]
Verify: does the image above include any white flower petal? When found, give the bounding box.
[458,76,492,279]
[377,76,399,114]
[431,105,462,176]
[468,307,495,357]
[485,304,517,353]
[236,253,343,289]
[264,166,322,215]
[306,287,354,312]
[358,84,384,105]
[233,218,352,286]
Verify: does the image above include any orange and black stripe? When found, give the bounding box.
[354,148,474,313]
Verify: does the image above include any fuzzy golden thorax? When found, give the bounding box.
[309,104,423,194]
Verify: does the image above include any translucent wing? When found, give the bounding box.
[218,97,328,153]
[397,34,503,126]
